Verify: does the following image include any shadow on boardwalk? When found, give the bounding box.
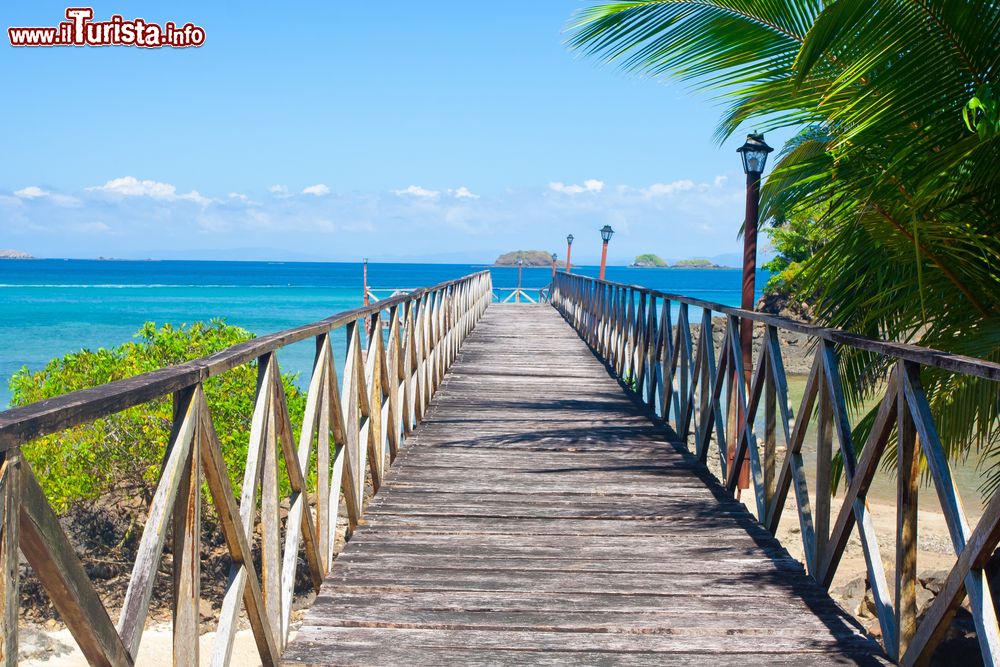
[283,304,889,666]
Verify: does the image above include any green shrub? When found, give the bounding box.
[9,320,305,514]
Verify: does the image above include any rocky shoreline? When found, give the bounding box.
[686,318,816,375]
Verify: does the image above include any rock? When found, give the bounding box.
[919,569,950,595]
[917,584,935,613]
[45,619,58,630]
[831,576,867,616]
[863,617,882,639]
[85,562,115,580]
[199,599,214,620]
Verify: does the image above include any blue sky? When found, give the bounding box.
[1,1,788,264]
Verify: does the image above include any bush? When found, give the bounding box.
[9,320,306,514]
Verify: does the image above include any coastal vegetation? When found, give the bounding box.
[631,255,729,268]
[630,253,668,267]
[672,258,721,269]
[570,1,1000,488]
[762,202,832,297]
[9,320,305,513]
[495,250,561,267]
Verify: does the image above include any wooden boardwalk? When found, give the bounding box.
[282,304,888,666]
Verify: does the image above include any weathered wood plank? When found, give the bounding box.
[283,305,887,666]
[18,463,133,667]
[0,454,20,665]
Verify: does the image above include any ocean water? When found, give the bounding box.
[0,260,767,409]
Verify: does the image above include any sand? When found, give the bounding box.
[20,625,277,666]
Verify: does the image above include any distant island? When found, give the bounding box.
[495,250,564,267]
[627,255,732,269]
[673,258,729,269]
[0,249,33,260]
[631,253,669,268]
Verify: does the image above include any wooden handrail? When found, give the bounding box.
[551,272,1000,665]
[555,273,1000,381]
[0,272,491,450]
[0,270,493,666]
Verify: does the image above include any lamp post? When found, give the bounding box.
[599,225,614,281]
[731,132,773,493]
[736,133,773,386]
[565,234,574,273]
[516,258,523,304]
[551,253,558,282]
[362,257,369,306]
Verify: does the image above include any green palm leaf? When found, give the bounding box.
[568,0,1000,494]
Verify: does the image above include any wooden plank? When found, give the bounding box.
[283,305,886,667]
[172,396,201,667]
[197,397,279,667]
[763,332,776,509]
[260,357,282,650]
[314,337,331,571]
[277,350,325,643]
[895,368,919,661]
[901,362,1000,662]
[117,387,199,659]
[815,368,833,580]
[18,462,133,667]
[902,473,1000,664]
[212,356,275,667]
[0,454,20,666]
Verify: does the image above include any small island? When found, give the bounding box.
[627,255,732,269]
[495,250,563,267]
[631,253,669,268]
[673,258,728,269]
[0,249,33,260]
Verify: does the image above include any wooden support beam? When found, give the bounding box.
[172,398,201,667]
[19,463,133,667]
[117,387,199,660]
[0,453,21,666]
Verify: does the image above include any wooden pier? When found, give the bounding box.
[2,270,999,665]
[282,305,887,665]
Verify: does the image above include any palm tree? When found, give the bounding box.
[568,1,1000,486]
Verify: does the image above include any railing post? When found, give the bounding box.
[173,390,201,666]
[895,360,919,660]
[0,449,21,666]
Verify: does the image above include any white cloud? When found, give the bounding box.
[302,184,331,196]
[268,185,289,196]
[642,179,696,197]
[549,179,604,195]
[714,175,728,187]
[15,186,49,199]
[448,186,479,200]
[4,176,749,261]
[13,185,80,207]
[87,176,210,205]
[393,185,439,199]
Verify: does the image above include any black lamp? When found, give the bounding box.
[737,133,774,175]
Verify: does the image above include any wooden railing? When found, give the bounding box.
[492,287,550,304]
[370,286,549,305]
[551,272,1000,665]
[0,270,492,666]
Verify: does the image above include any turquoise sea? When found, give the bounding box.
[0,260,768,409]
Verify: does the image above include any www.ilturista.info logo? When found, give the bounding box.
[8,8,205,48]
